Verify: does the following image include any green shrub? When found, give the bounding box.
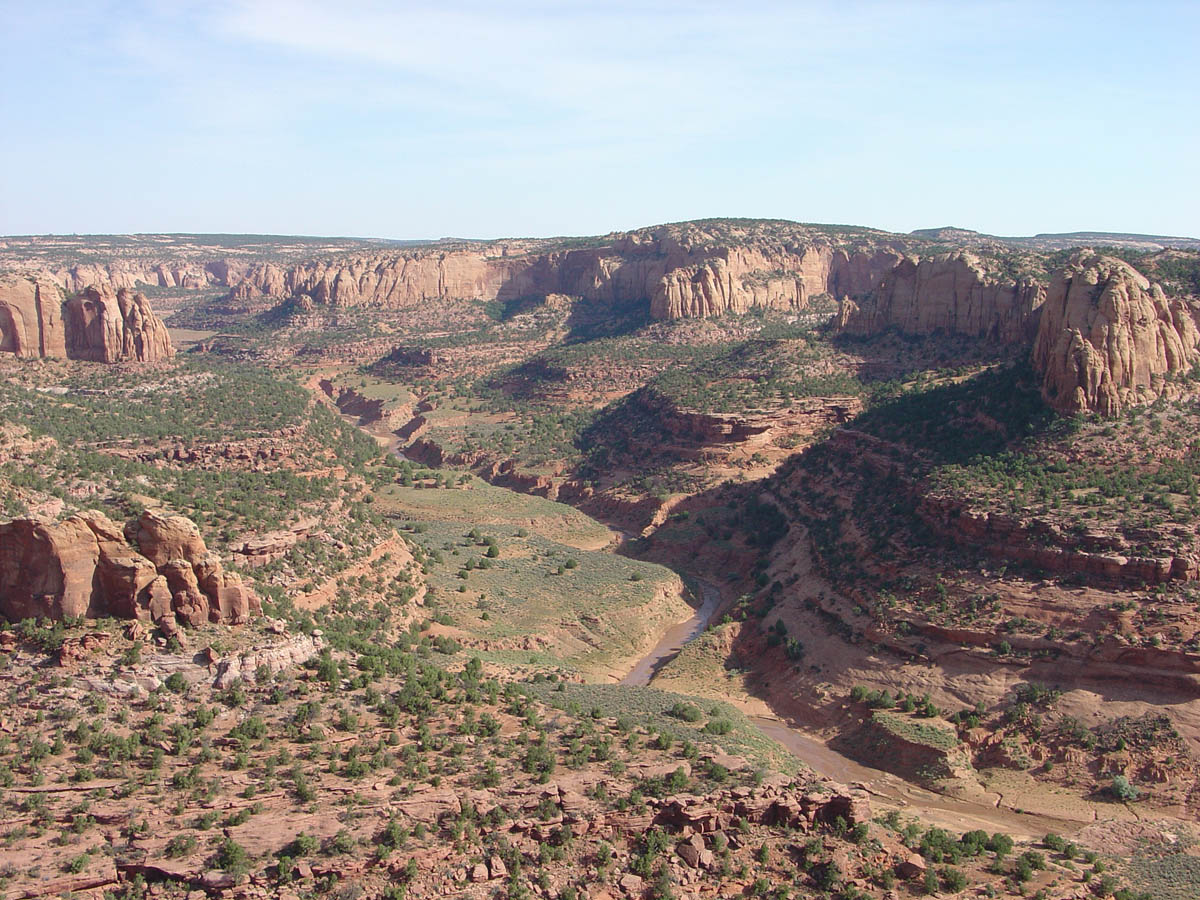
[667,702,703,723]
[215,837,250,875]
[1110,775,1139,801]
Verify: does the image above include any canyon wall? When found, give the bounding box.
[0,273,66,357]
[0,277,174,363]
[834,252,1046,344]
[1033,253,1200,416]
[0,227,1057,334]
[225,232,909,320]
[220,231,1058,338]
[56,260,238,294]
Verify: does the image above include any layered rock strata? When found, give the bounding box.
[225,232,909,321]
[0,510,258,627]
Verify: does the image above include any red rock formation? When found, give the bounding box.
[231,517,321,569]
[225,226,906,321]
[0,276,174,363]
[19,223,1066,332]
[1033,252,1200,415]
[0,274,67,358]
[0,515,104,620]
[917,490,1197,584]
[637,387,861,447]
[63,286,174,363]
[835,251,1045,343]
[0,510,258,628]
[56,260,244,294]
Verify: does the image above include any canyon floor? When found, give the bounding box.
[2,224,1200,898]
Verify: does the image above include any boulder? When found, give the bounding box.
[618,874,645,896]
[676,833,706,868]
[895,853,927,880]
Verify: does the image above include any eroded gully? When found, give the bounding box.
[618,576,1089,839]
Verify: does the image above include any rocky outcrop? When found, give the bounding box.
[12,223,1076,333]
[63,286,174,363]
[56,260,240,294]
[0,509,258,628]
[212,633,323,688]
[0,276,174,363]
[217,225,1066,333]
[228,250,520,309]
[636,387,861,448]
[0,273,67,357]
[835,251,1045,343]
[225,225,907,321]
[316,379,412,428]
[377,344,441,368]
[1033,252,1200,415]
[917,492,1197,584]
[231,517,321,568]
[102,426,304,471]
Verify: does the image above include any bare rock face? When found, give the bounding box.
[648,245,840,319]
[835,251,1045,343]
[130,510,209,567]
[0,516,103,620]
[221,226,1053,332]
[1033,252,1200,416]
[0,510,259,628]
[56,260,242,294]
[211,633,324,688]
[63,285,174,363]
[0,276,173,363]
[0,274,67,358]
[225,229,904,321]
[130,510,258,625]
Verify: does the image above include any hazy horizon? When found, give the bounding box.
[4,218,1199,243]
[3,1,1198,240]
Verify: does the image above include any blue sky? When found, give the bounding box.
[2,1,1197,239]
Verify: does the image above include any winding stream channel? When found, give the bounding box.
[353,389,1090,840]
[618,574,1089,839]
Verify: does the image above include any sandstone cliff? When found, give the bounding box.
[0,509,258,628]
[0,273,67,357]
[1032,253,1200,416]
[834,251,1045,343]
[0,280,174,367]
[0,276,174,363]
[56,260,239,294]
[1,223,1047,328]
[63,285,174,363]
[226,224,908,320]
[219,224,1065,332]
